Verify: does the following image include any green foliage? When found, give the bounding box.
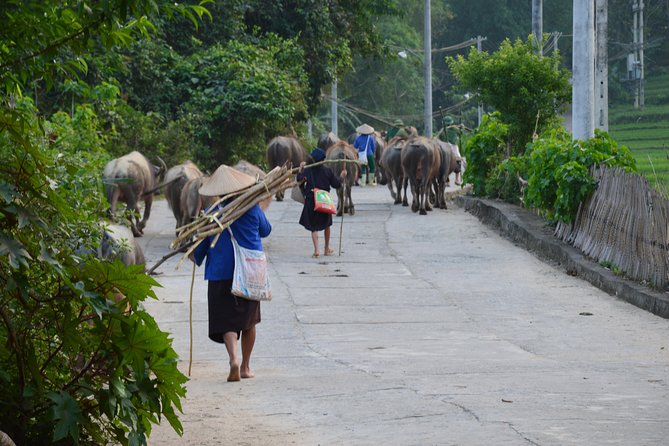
[447,36,571,153]
[242,0,401,112]
[524,128,637,223]
[463,113,509,196]
[0,1,210,444]
[179,35,308,169]
[106,104,198,168]
[0,100,187,446]
[484,157,524,204]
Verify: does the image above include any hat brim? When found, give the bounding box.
[199,165,257,196]
[356,124,375,135]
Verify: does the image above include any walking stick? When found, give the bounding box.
[188,261,196,376]
[338,183,345,256]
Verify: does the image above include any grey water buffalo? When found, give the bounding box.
[433,141,459,209]
[164,160,204,233]
[325,141,360,216]
[233,159,266,181]
[380,136,410,205]
[103,151,166,236]
[317,132,340,150]
[266,136,307,201]
[99,223,145,267]
[401,137,442,215]
[178,176,215,232]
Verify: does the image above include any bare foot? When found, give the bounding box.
[324,248,334,256]
[227,362,241,382]
[312,252,320,258]
[241,368,255,379]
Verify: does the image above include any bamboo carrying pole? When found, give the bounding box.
[188,261,196,376]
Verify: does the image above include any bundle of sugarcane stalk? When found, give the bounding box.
[146,159,359,274]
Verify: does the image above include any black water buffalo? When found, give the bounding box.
[401,137,442,215]
[325,141,360,216]
[103,151,166,236]
[380,136,410,205]
[164,160,204,233]
[266,136,307,201]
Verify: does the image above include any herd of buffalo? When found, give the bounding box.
[99,130,465,267]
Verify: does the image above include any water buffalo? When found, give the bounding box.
[164,160,204,233]
[178,176,215,231]
[98,223,145,267]
[103,151,166,236]
[317,132,340,150]
[380,136,410,205]
[433,141,459,210]
[266,136,307,201]
[233,159,266,181]
[325,141,360,216]
[401,137,442,215]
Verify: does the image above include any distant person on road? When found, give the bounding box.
[296,148,346,258]
[192,165,272,382]
[386,119,409,141]
[353,123,376,186]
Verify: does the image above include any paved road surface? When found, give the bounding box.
[143,184,669,445]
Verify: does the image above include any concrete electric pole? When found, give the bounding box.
[595,0,609,131]
[424,0,433,137]
[632,0,645,109]
[572,0,595,140]
[532,0,543,56]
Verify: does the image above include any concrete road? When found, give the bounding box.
[143,184,669,446]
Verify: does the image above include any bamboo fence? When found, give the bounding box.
[555,166,669,289]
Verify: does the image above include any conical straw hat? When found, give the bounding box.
[356,123,375,135]
[199,165,256,197]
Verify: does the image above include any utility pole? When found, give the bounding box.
[331,79,338,136]
[424,0,433,137]
[476,36,486,126]
[632,0,645,109]
[595,0,608,131]
[532,0,543,56]
[572,0,595,140]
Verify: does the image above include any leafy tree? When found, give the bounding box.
[178,35,309,169]
[0,1,211,444]
[447,36,571,154]
[243,0,401,112]
[337,12,424,135]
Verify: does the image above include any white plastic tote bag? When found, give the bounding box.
[228,228,272,301]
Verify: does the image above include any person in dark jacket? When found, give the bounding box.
[296,148,347,258]
[193,165,272,382]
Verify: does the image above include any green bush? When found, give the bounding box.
[484,156,525,204]
[0,100,187,445]
[463,113,509,196]
[524,128,637,223]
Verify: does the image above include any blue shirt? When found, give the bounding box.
[193,203,272,280]
[353,134,376,156]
